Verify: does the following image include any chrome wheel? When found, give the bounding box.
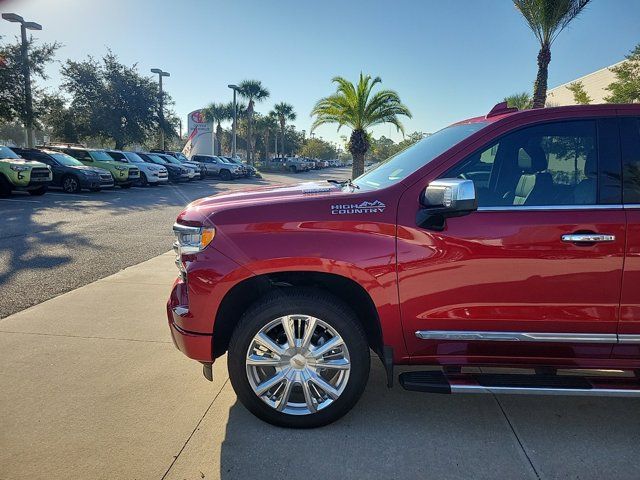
[245,315,351,415]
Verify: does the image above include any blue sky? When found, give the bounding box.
[2,0,639,144]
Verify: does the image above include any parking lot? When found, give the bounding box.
[0,167,350,318]
[2,166,640,480]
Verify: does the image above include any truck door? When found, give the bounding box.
[397,117,625,362]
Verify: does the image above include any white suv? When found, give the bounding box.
[106,151,169,186]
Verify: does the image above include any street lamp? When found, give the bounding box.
[151,68,170,150]
[228,84,240,158]
[3,13,42,147]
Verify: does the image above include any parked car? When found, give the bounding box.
[152,149,205,179]
[191,154,243,180]
[105,150,168,186]
[11,147,113,193]
[0,145,52,195]
[266,157,312,172]
[169,103,640,428]
[137,152,189,183]
[154,153,198,180]
[46,145,139,188]
[223,156,261,178]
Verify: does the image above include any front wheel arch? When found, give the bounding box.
[213,271,384,361]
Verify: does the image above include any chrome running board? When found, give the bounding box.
[415,330,640,344]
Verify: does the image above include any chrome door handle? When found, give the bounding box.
[561,233,616,243]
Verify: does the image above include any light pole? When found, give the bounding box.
[151,68,170,150]
[3,13,42,147]
[228,84,240,158]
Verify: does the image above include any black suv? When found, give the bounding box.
[11,148,114,193]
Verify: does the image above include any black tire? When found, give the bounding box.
[289,165,297,173]
[139,172,149,187]
[62,175,81,193]
[0,174,11,195]
[220,169,232,181]
[200,172,206,180]
[228,288,370,428]
[28,185,47,196]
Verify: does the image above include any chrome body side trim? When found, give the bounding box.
[449,385,640,397]
[561,234,615,243]
[618,334,640,344]
[414,330,617,343]
[477,204,622,212]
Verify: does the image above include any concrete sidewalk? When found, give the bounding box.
[2,253,640,479]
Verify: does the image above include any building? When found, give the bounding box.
[546,60,626,106]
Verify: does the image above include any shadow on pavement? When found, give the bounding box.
[218,361,640,480]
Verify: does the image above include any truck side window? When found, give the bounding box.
[445,120,598,207]
[620,117,640,204]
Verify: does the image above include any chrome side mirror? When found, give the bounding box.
[417,178,477,231]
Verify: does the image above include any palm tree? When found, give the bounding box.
[503,92,532,110]
[311,73,411,178]
[272,102,296,157]
[201,102,233,155]
[513,0,590,108]
[237,80,270,163]
[256,112,278,160]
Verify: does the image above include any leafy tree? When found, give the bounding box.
[300,137,337,160]
[513,0,591,108]
[605,44,640,104]
[61,52,174,149]
[311,73,411,178]
[40,93,79,143]
[202,102,233,155]
[0,35,60,143]
[238,80,269,163]
[566,81,592,104]
[272,102,296,156]
[504,92,532,110]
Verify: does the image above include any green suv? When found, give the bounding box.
[0,145,52,196]
[48,145,140,188]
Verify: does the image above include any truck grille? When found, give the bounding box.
[30,168,50,179]
[159,171,168,178]
[128,167,140,179]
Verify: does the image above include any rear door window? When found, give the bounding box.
[620,117,640,204]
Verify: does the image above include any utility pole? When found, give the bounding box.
[151,68,170,150]
[228,84,240,158]
[2,13,42,147]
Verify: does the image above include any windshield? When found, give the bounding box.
[89,150,115,161]
[146,154,167,164]
[51,153,83,166]
[352,122,488,190]
[163,155,182,165]
[174,152,189,162]
[218,157,232,164]
[0,146,21,159]
[125,152,145,163]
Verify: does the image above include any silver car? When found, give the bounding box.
[192,155,244,181]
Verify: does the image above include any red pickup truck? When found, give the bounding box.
[169,103,640,428]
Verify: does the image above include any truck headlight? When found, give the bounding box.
[173,223,216,255]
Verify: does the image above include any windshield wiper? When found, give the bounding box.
[327,179,360,189]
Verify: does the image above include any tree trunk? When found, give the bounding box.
[532,44,551,109]
[216,122,223,155]
[115,139,124,150]
[348,128,369,179]
[247,100,254,164]
[352,153,365,178]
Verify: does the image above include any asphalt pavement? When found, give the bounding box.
[0,168,349,318]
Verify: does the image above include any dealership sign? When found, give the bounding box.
[182,109,213,157]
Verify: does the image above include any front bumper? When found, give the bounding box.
[168,309,213,362]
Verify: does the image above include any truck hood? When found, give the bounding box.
[187,181,346,211]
